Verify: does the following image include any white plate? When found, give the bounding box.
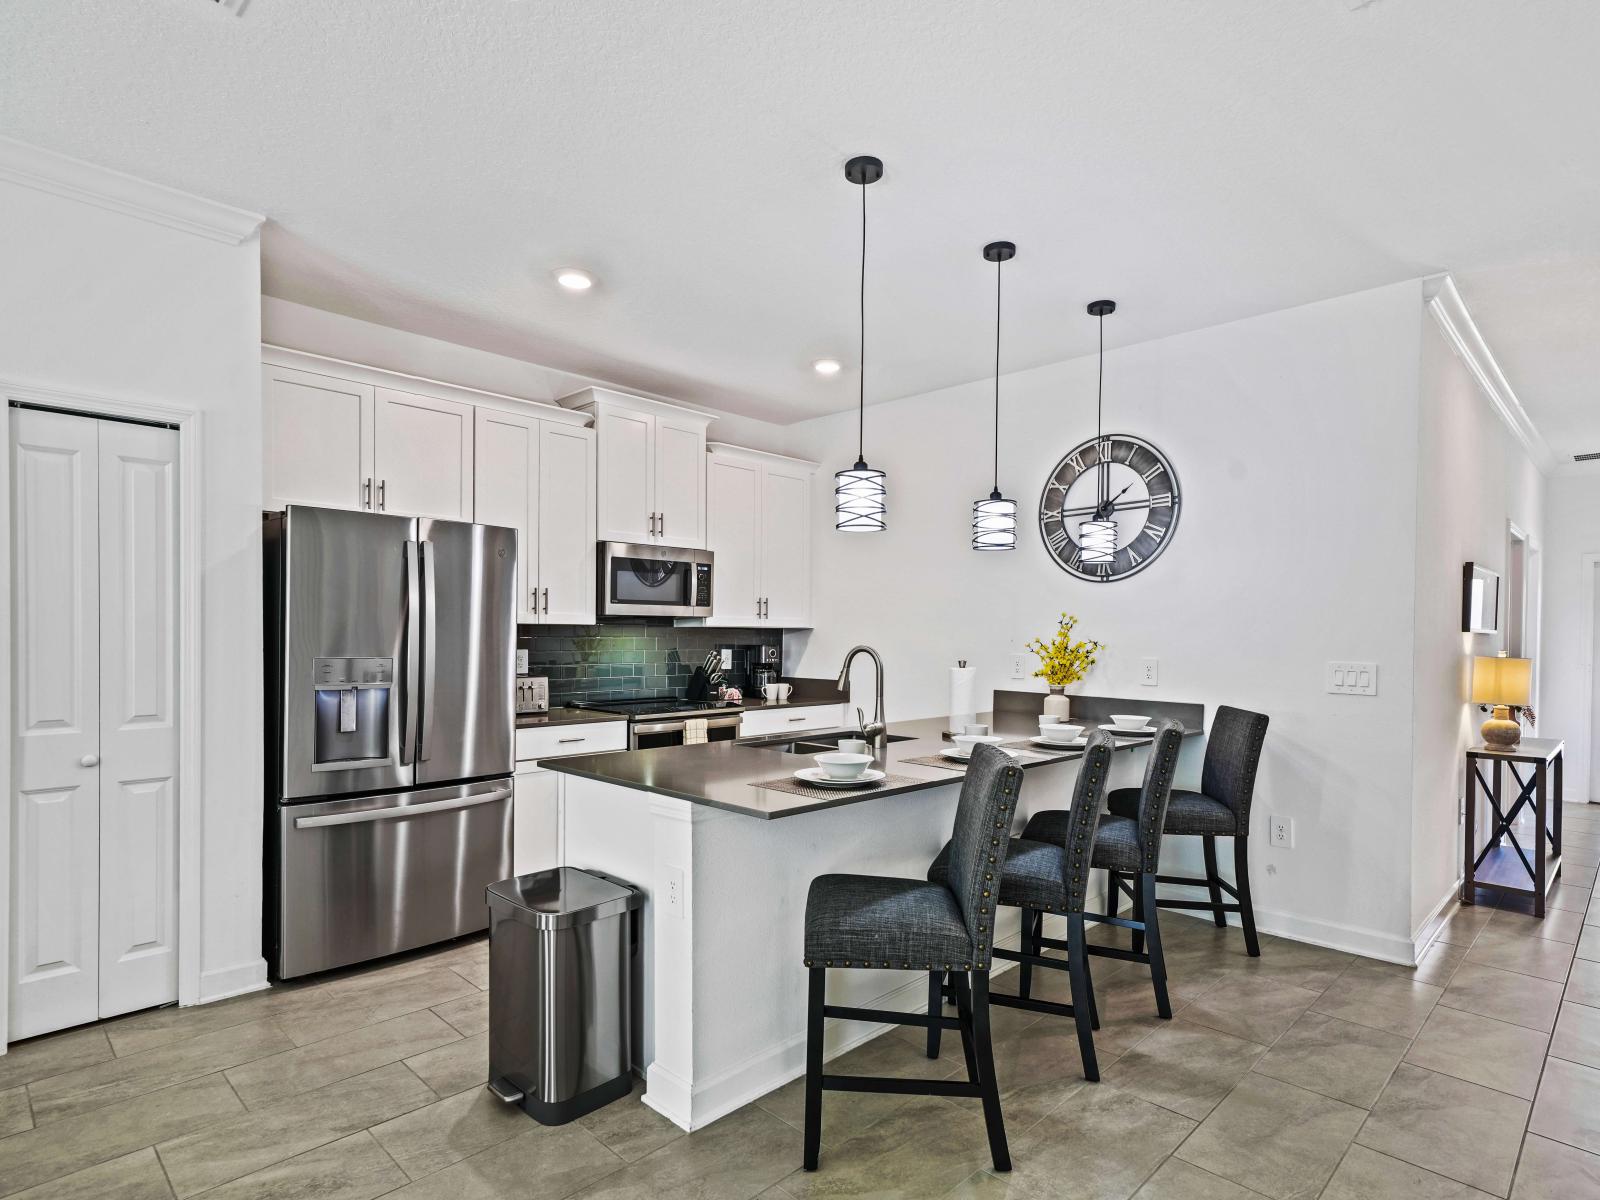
[793,767,886,788]
[940,747,973,761]
[1032,735,1088,749]
[1100,723,1157,735]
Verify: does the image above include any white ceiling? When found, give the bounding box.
[3,1,1598,451]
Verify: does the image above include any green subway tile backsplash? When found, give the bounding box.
[517,620,781,707]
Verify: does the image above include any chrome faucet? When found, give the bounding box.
[836,645,886,750]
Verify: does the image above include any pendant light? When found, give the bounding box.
[972,241,1018,550]
[1078,299,1119,563]
[835,155,887,532]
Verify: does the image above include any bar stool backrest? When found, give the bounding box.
[1133,721,1185,873]
[1201,706,1271,826]
[1058,730,1115,913]
[946,743,1024,967]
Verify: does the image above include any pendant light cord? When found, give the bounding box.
[1096,309,1106,507]
[992,255,1002,494]
[856,177,867,465]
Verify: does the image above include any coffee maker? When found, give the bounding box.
[753,665,779,694]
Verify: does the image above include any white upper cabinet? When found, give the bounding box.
[564,389,712,549]
[704,444,817,628]
[536,422,597,624]
[473,407,597,626]
[263,364,374,511]
[374,387,475,520]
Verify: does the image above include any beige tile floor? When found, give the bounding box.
[5,804,1600,1198]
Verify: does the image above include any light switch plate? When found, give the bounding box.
[1326,661,1378,695]
[720,648,733,670]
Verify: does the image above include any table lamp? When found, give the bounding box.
[1472,656,1531,748]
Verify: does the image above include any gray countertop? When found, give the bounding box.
[544,710,1199,819]
[516,707,624,729]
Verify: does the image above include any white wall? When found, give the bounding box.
[0,177,266,1004]
[263,297,793,456]
[1542,473,1600,801]
[1408,314,1545,931]
[785,280,1430,960]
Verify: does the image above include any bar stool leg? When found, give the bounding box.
[1142,872,1172,1018]
[1234,835,1261,957]
[1018,908,1037,999]
[968,971,1012,1172]
[1203,836,1226,927]
[1082,944,1100,1030]
[1066,914,1100,1082]
[925,971,945,1059]
[1131,876,1146,956]
[803,967,825,1170]
[950,973,981,1086]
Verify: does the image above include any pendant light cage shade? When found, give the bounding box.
[972,493,1017,550]
[1079,519,1117,563]
[835,462,887,532]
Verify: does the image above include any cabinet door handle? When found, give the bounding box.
[557,736,586,744]
[378,479,386,511]
[530,589,538,613]
[788,716,807,723]
[648,512,656,536]
[542,587,549,614]
[659,512,665,538]
[363,478,372,509]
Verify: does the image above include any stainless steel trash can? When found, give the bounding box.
[485,867,643,1125]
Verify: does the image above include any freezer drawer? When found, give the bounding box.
[276,779,512,978]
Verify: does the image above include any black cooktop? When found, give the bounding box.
[586,696,742,718]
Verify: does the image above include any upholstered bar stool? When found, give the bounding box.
[800,744,1023,1174]
[1106,706,1269,956]
[1020,719,1184,1019]
[925,730,1115,1080]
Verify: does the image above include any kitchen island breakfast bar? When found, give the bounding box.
[544,705,1202,1132]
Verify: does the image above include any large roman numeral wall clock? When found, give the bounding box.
[1038,433,1181,581]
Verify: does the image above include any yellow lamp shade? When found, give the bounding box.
[1472,656,1531,706]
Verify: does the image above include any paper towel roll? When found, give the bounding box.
[949,666,977,731]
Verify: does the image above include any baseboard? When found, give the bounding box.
[1247,905,1414,964]
[1408,881,1463,965]
[195,958,270,1004]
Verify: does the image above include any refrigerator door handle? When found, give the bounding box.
[402,539,421,765]
[420,538,437,761]
[292,786,510,829]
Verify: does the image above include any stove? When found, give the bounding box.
[586,696,744,749]
[587,696,742,719]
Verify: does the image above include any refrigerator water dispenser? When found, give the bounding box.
[311,656,395,770]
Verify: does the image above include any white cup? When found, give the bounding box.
[836,738,870,756]
[961,723,990,736]
[1038,714,1061,725]
[763,682,793,703]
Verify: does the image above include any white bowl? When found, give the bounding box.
[1110,713,1150,729]
[1040,723,1085,743]
[952,734,1005,755]
[814,752,873,780]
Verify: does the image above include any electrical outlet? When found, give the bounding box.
[1270,815,1294,849]
[1140,658,1159,686]
[1010,654,1027,680]
[1326,661,1378,696]
[664,865,685,918]
[719,648,733,670]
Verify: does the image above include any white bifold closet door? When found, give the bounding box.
[9,407,179,1040]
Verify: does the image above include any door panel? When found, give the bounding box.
[596,409,653,543]
[97,421,179,1017]
[263,366,373,511]
[537,422,596,624]
[705,456,761,626]
[512,767,559,875]
[761,465,812,628]
[653,417,705,548]
[473,408,538,623]
[375,388,475,520]
[417,519,515,785]
[8,408,101,1038]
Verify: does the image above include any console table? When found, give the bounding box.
[1462,738,1564,917]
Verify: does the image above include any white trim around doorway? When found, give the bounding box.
[0,380,205,1050]
[1580,553,1600,807]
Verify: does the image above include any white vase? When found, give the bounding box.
[1042,687,1072,719]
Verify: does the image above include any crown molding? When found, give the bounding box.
[1422,273,1556,477]
[0,136,263,245]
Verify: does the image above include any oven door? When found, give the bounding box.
[275,778,512,978]
[599,542,713,619]
[630,714,742,750]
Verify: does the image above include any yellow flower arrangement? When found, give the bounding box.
[1026,613,1102,688]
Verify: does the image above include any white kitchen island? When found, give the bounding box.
[547,714,1184,1131]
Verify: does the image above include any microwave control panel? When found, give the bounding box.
[694,562,712,607]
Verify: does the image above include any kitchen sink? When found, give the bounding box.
[747,731,915,755]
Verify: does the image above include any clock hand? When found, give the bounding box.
[1094,481,1136,520]
[1055,498,1155,520]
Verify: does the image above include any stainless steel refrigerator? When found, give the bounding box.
[264,505,516,978]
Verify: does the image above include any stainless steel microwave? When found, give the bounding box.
[598,541,714,619]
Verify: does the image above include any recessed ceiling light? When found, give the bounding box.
[812,358,842,376]
[555,269,594,291]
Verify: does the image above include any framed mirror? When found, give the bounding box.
[1462,562,1500,634]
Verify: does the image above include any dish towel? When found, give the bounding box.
[684,718,709,745]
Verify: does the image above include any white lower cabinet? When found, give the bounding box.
[8,408,180,1040]
[738,704,848,739]
[512,765,560,876]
